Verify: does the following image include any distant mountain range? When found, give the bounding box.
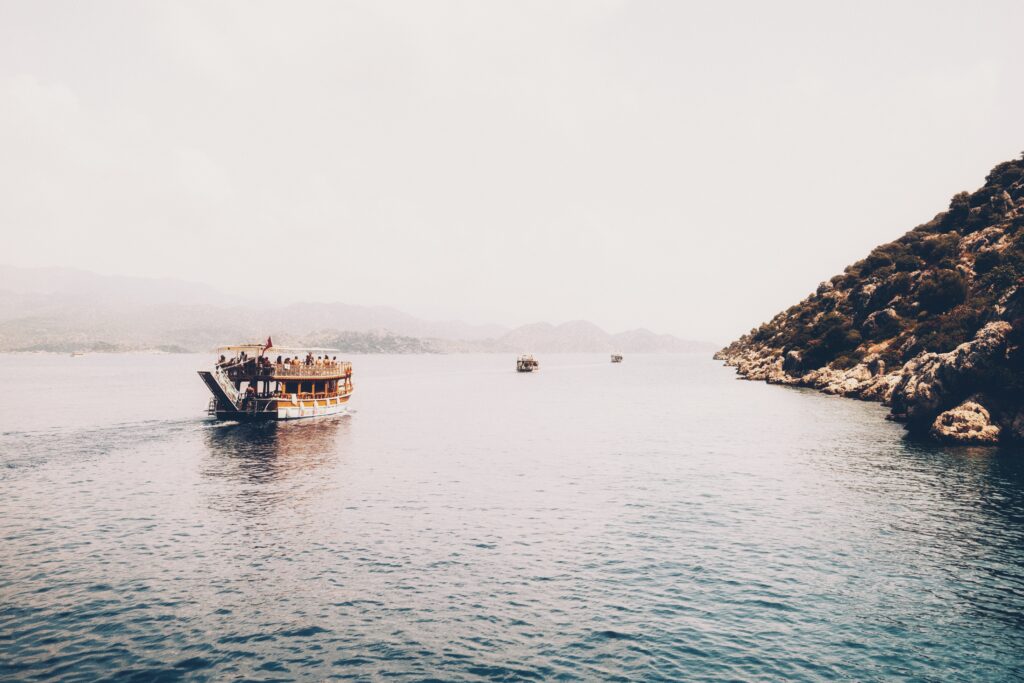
[0,265,716,354]
[483,320,703,353]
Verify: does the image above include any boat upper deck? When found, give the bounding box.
[215,344,352,381]
[218,358,352,379]
[268,361,352,379]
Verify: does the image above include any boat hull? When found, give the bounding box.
[275,396,350,420]
[212,395,351,421]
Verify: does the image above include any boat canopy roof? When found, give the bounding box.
[268,346,343,355]
[216,344,343,355]
[216,344,267,353]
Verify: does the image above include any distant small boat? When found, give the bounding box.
[611,353,623,363]
[70,352,85,357]
[516,354,539,373]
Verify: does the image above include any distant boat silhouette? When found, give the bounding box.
[516,354,539,372]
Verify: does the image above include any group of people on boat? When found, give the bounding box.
[275,353,343,370]
[216,351,346,371]
[217,352,247,366]
[217,352,280,371]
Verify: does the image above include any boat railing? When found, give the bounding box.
[282,389,352,400]
[271,363,352,378]
[217,357,351,378]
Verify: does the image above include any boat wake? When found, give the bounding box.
[0,417,209,477]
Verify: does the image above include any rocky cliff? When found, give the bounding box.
[717,155,1024,444]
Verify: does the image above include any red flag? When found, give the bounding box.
[265,336,273,349]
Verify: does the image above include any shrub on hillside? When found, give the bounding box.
[917,269,968,313]
[874,271,914,301]
[903,304,988,357]
[894,253,925,272]
[831,354,859,370]
[916,233,959,264]
[863,247,895,273]
[800,313,862,369]
[830,273,857,290]
[985,160,1024,187]
[980,264,1018,292]
[973,249,1002,274]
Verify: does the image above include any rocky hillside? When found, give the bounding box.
[717,155,1024,444]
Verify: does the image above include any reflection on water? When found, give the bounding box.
[203,417,350,481]
[200,416,351,514]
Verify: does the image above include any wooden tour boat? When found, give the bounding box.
[611,353,623,363]
[198,340,353,421]
[516,354,539,373]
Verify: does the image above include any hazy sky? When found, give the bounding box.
[2,1,1022,341]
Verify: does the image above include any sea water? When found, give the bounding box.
[2,353,1023,680]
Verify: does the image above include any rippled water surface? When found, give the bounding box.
[2,353,1024,681]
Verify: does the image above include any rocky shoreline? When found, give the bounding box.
[716,320,1016,444]
[717,155,1024,445]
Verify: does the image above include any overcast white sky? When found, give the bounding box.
[1,1,1022,341]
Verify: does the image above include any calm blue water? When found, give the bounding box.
[2,352,1024,681]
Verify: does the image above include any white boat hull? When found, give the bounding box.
[276,398,350,420]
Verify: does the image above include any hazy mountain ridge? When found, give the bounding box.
[481,320,711,353]
[0,265,712,354]
[717,155,1024,444]
[0,265,231,311]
